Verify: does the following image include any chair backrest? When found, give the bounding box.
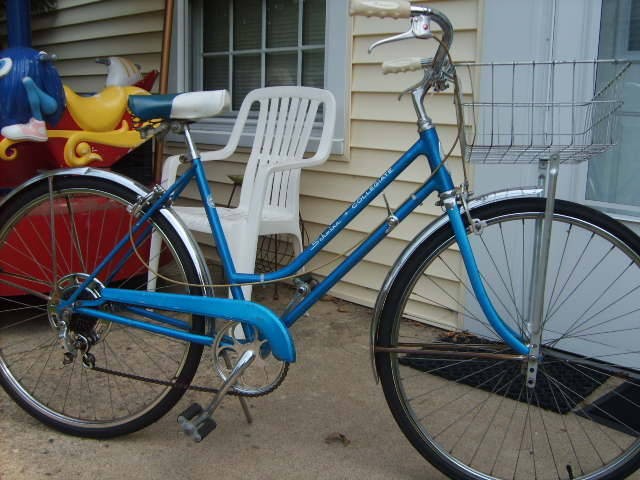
[234,87,336,218]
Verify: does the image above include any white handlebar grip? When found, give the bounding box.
[382,57,423,74]
[349,0,411,18]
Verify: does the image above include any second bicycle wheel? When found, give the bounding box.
[0,174,206,438]
[377,198,640,480]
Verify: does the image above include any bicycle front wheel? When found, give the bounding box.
[0,175,205,438]
[377,198,640,480]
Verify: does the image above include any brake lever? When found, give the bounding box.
[368,14,432,53]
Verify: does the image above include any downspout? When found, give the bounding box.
[153,0,175,183]
[6,0,32,47]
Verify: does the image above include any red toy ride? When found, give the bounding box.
[0,0,160,294]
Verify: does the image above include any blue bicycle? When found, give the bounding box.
[1,2,639,479]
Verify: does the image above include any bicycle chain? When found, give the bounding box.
[91,362,290,398]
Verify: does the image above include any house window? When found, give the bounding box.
[183,0,346,154]
[629,0,640,51]
[194,0,326,110]
[585,0,640,213]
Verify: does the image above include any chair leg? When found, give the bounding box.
[292,232,304,272]
[225,233,259,343]
[291,231,312,316]
[273,235,279,300]
[147,231,162,292]
[227,234,258,301]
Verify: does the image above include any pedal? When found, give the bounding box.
[177,403,203,423]
[178,350,256,443]
[193,417,217,442]
[178,410,217,443]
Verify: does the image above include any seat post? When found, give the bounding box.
[183,123,200,160]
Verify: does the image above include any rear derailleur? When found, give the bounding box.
[55,310,99,369]
[47,273,108,369]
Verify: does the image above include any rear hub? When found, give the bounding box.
[47,274,110,362]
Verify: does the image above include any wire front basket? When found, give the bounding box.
[457,60,630,164]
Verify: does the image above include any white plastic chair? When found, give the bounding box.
[148,86,336,299]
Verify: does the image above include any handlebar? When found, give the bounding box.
[349,0,454,83]
[350,1,461,135]
[419,8,453,81]
[381,57,425,75]
[349,0,412,18]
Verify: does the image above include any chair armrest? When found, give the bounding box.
[161,93,252,180]
[161,114,247,186]
[198,143,238,162]
[266,158,322,175]
[197,92,258,163]
[266,89,336,174]
[266,129,335,174]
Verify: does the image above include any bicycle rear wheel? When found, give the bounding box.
[0,175,205,438]
[377,198,640,480]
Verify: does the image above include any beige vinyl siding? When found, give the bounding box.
[323,0,478,313]
[2,0,165,93]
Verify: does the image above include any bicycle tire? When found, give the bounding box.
[0,175,205,438]
[376,198,640,480]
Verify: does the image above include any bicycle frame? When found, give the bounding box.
[59,125,531,361]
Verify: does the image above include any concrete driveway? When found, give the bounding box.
[0,288,443,480]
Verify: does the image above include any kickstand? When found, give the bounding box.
[238,396,253,424]
[221,350,253,424]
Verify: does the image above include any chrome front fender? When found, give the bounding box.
[369,187,543,382]
[1,167,214,294]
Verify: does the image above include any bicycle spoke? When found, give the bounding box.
[468,374,520,467]
[545,232,595,318]
[410,286,498,337]
[558,280,640,345]
[545,223,572,323]
[546,244,615,324]
[64,195,87,273]
[565,310,640,341]
[489,382,526,476]
[532,389,562,479]
[542,369,631,452]
[479,228,525,329]
[0,310,48,334]
[0,235,55,285]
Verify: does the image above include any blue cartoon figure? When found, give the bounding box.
[0,0,153,179]
[0,46,65,142]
